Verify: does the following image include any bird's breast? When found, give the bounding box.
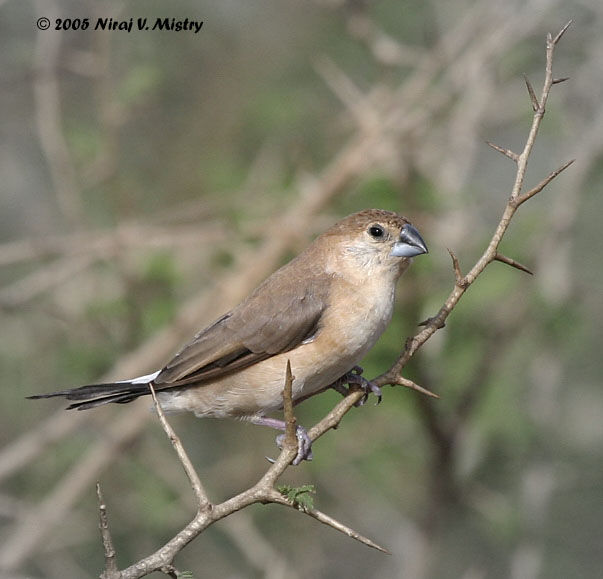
[284,275,396,395]
[159,275,398,419]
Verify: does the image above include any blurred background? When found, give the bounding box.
[1,1,602,578]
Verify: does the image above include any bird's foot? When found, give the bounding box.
[252,417,313,465]
[331,365,382,406]
[276,425,313,465]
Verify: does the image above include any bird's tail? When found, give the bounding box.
[27,371,160,410]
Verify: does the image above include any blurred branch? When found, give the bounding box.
[33,0,84,227]
[0,254,96,310]
[0,407,147,571]
[0,222,224,267]
[0,411,88,483]
[0,223,224,310]
[314,57,382,131]
[413,297,532,530]
[0,49,407,563]
[219,513,300,579]
[82,4,124,188]
[1,14,577,578]
[345,10,425,67]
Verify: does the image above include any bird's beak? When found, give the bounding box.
[390,224,428,257]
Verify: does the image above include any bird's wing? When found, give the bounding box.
[154,264,331,387]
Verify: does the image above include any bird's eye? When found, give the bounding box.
[368,225,385,238]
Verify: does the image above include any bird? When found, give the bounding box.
[29,209,428,464]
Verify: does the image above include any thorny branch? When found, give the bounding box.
[372,20,573,392]
[88,22,575,578]
[22,22,572,579]
[104,361,387,579]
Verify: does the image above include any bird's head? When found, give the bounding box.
[321,209,428,279]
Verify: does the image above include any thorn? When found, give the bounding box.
[486,141,519,163]
[494,252,533,275]
[281,360,298,455]
[418,316,446,329]
[302,507,391,554]
[397,376,439,399]
[552,77,570,85]
[523,74,540,111]
[512,158,575,206]
[553,20,573,45]
[447,248,464,286]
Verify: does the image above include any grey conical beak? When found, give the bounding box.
[390,223,428,257]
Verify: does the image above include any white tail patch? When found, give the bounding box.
[117,370,160,385]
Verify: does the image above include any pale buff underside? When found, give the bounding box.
[158,258,409,419]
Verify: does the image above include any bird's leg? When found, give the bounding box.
[251,416,313,465]
[330,365,382,406]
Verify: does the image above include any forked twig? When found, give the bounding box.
[512,158,575,207]
[114,364,386,578]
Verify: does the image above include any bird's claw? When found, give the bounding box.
[276,425,313,465]
[331,365,382,406]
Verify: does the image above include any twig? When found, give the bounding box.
[148,384,211,512]
[97,482,119,579]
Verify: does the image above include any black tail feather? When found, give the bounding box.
[27,381,153,410]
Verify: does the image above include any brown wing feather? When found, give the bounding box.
[155,254,330,386]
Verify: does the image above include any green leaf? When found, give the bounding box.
[277,484,316,511]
